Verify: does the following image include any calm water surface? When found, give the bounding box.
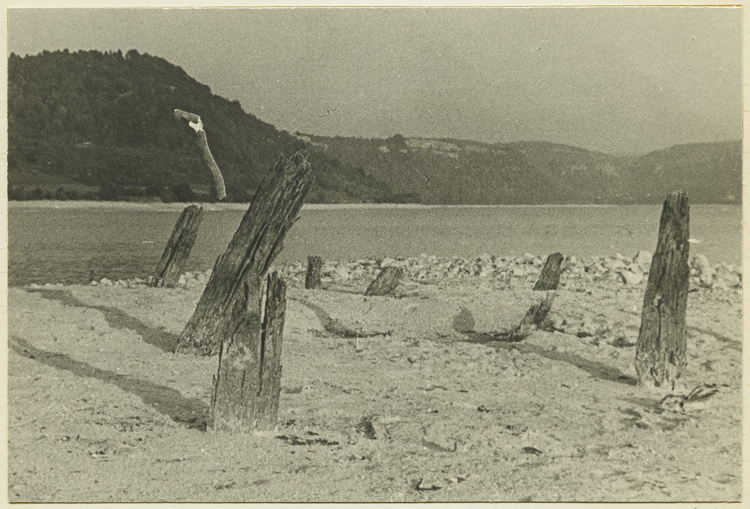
[9,203,742,286]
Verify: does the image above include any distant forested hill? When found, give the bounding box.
[8,50,741,204]
[296,134,741,205]
[8,49,393,203]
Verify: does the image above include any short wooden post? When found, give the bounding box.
[151,205,204,288]
[635,191,690,390]
[365,266,403,296]
[177,153,313,356]
[509,291,556,341]
[533,252,564,291]
[305,255,323,289]
[210,272,286,432]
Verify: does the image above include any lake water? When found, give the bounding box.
[8,202,742,286]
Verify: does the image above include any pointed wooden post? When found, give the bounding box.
[151,205,204,288]
[305,255,323,289]
[635,191,690,390]
[177,152,313,356]
[533,252,564,291]
[365,266,403,296]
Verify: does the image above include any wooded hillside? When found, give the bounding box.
[8,49,392,203]
[8,50,741,204]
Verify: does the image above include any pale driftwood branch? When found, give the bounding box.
[174,109,227,201]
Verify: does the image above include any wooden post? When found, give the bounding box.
[177,152,313,356]
[174,109,227,201]
[365,266,403,296]
[305,255,323,289]
[509,291,556,341]
[210,272,286,432]
[533,252,564,291]
[635,191,690,390]
[151,205,204,288]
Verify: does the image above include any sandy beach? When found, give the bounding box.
[7,254,742,502]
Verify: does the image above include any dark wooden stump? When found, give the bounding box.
[509,291,556,341]
[635,191,690,390]
[365,266,403,296]
[177,152,313,356]
[305,255,323,290]
[151,205,204,288]
[210,272,286,432]
[533,252,564,291]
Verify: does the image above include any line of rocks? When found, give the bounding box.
[58,251,740,293]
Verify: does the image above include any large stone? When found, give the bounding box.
[512,265,527,277]
[633,250,652,270]
[620,270,643,285]
[608,259,628,272]
[691,254,714,287]
[380,257,397,268]
[331,266,350,281]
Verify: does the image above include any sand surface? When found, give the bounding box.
[8,259,742,503]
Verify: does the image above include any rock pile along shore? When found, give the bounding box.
[31,251,740,295]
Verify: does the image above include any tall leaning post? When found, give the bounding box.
[635,191,690,391]
[177,152,313,357]
[151,205,204,288]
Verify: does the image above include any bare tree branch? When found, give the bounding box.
[174,109,227,201]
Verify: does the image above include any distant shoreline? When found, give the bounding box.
[7,200,699,212]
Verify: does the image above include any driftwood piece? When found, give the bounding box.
[210,272,286,432]
[305,255,323,290]
[365,266,403,297]
[174,109,227,201]
[509,291,556,341]
[635,191,690,390]
[533,252,564,291]
[177,152,313,356]
[151,205,204,288]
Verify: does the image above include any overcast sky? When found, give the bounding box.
[8,7,742,155]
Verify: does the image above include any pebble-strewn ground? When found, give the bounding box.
[10,252,742,502]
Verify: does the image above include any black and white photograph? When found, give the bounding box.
[5,3,743,503]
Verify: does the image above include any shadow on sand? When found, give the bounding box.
[293,297,391,338]
[451,306,638,386]
[28,289,179,353]
[10,336,208,430]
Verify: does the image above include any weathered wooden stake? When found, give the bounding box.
[365,266,403,296]
[151,205,204,288]
[210,272,286,432]
[533,252,564,291]
[635,191,690,390]
[305,255,323,289]
[509,291,556,341]
[177,152,313,356]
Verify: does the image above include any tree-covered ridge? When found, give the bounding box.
[298,133,741,205]
[8,49,741,204]
[8,49,394,203]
